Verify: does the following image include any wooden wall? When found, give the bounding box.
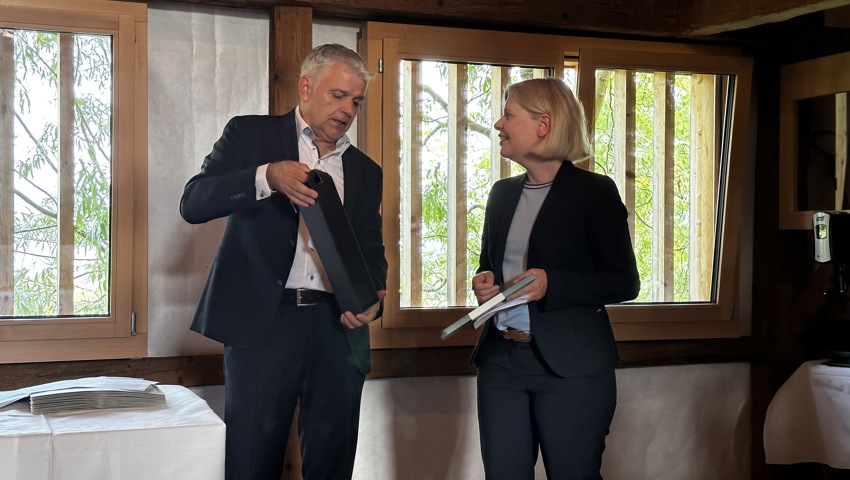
[737,12,850,480]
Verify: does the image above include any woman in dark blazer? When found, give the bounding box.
[472,77,640,480]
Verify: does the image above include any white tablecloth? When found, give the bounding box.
[0,384,225,480]
[764,359,850,468]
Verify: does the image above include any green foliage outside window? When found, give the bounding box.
[5,29,112,317]
[401,62,721,307]
[400,61,536,308]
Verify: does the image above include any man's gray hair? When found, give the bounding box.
[301,44,374,83]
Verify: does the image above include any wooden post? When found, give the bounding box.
[0,30,13,315]
[269,7,312,115]
[836,92,847,209]
[58,34,75,315]
[268,8,312,480]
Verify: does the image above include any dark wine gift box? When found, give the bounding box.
[300,169,379,314]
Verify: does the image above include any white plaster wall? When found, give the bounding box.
[147,3,268,356]
[192,363,751,479]
[605,363,751,479]
[355,364,750,480]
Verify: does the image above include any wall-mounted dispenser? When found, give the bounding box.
[814,212,850,263]
[814,212,850,293]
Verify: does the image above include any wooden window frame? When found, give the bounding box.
[0,0,147,363]
[578,48,753,340]
[359,22,753,349]
[778,51,850,229]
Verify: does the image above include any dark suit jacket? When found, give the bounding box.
[180,110,387,374]
[473,161,640,378]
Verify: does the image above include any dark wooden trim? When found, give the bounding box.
[615,336,768,367]
[149,0,850,38]
[0,337,768,390]
[369,347,476,379]
[371,336,768,378]
[0,355,224,391]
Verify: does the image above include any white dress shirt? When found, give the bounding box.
[254,107,350,292]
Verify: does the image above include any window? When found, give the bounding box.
[578,49,752,339]
[592,67,721,303]
[360,23,752,347]
[0,0,147,362]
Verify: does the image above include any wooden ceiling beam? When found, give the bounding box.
[147,0,679,37]
[148,0,850,37]
[825,5,850,28]
[680,0,850,35]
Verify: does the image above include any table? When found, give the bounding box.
[764,359,850,469]
[0,384,225,480]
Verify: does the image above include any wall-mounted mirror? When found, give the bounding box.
[780,51,850,229]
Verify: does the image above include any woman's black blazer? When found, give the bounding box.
[473,161,640,378]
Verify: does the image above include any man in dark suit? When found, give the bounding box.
[180,44,387,480]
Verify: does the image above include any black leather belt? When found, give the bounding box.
[282,288,332,306]
[498,327,532,343]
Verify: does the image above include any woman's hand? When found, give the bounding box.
[472,271,500,305]
[506,269,547,302]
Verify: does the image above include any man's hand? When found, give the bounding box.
[340,290,387,329]
[266,161,318,207]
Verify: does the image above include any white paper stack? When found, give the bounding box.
[0,377,166,414]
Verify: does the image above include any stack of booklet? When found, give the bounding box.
[0,376,166,414]
[441,273,536,340]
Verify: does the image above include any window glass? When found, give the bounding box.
[2,28,112,318]
[396,61,731,307]
[592,68,731,303]
[396,60,546,308]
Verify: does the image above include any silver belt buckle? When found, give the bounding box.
[296,288,317,307]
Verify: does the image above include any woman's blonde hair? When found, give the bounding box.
[505,77,592,163]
